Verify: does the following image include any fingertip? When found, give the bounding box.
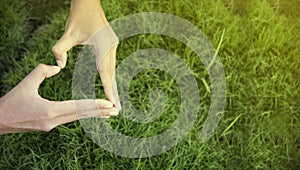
[115,100,122,111]
[57,53,67,68]
[51,65,61,70]
[61,53,68,68]
[51,66,61,75]
[56,60,64,69]
[53,51,65,68]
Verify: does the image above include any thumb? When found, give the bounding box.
[52,34,78,68]
[112,78,121,111]
[27,64,61,89]
[52,99,119,120]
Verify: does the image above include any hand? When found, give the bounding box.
[52,0,121,110]
[0,64,119,134]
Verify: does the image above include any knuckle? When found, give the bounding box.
[52,45,59,54]
[37,63,45,68]
[98,67,108,74]
[63,30,74,38]
[37,63,47,71]
[52,43,65,56]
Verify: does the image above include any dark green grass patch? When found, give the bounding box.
[0,0,29,96]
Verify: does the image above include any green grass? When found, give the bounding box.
[0,0,29,96]
[0,0,300,169]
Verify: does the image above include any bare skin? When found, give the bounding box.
[0,0,120,135]
[52,0,120,109]
[0,64,118,134]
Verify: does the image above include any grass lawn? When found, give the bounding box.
[0,0,300,169]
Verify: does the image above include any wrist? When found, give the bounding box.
[71,0,108,23]
[67,0,109,39]
[0,96,14,134]
[0,97,7,131]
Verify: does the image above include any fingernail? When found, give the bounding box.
[56,60,64,68]
[110,111,119,116]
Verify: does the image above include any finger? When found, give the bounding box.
[25,64,61,89]
[52,99,119,119]
[112,78,122,111]
[52,34,78,68]
[100,72,115,105]
[97,46,117,105]
[75,109,114,119]
[44,109,113,132]
[52,109,113,128]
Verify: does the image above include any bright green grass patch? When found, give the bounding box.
[0,0,300,169]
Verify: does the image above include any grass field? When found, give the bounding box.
[0,0,300,169]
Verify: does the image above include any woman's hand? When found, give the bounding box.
[0,64,118,134]
[52,0,120,110]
